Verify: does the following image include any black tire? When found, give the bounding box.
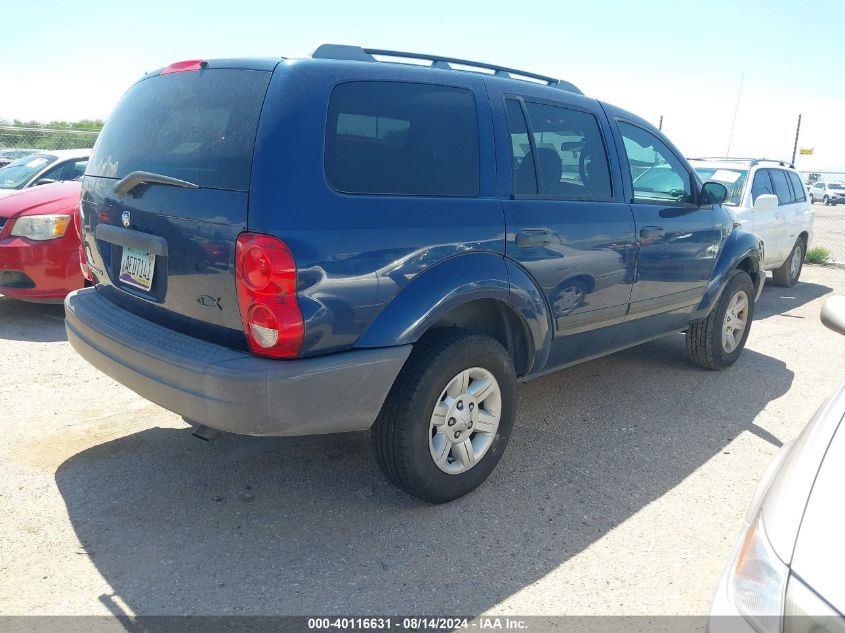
[772,240,804,287]
[686,270,755,370]
[824,195,830,206]
[371,328,517,503]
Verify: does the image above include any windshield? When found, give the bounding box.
[693,167,748,205]
[87,68,271,191]
[0,154,56,189]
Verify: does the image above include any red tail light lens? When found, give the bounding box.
[235,233,303,358]
[74,208,94,283]
[160,60,207,75]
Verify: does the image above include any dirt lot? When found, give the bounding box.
[1,264,844,617]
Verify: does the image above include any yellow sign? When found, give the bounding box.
[800,148,814,155]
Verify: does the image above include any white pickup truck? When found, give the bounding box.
[689,158,814,287]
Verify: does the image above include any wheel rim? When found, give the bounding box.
[722,290,749,354]
[429,367,502,475]
[790,244,803,279]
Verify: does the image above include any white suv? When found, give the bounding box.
[808,180,845,206]
[689,158,814,287]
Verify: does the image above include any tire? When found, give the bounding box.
[686,270,755,370]
[772,239,805,287]
[824,195,830,206]
[371,328,517,503]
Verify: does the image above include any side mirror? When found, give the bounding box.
[753,194,778,212]
[821,296,845,336]
[701,181,728,205]
[33,178,57,187]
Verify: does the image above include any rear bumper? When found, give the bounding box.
[65,287,411,436]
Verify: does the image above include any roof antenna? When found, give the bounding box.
[725,72,744,158]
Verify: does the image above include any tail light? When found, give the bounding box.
[73,208,94,283]
[235,233,304,358]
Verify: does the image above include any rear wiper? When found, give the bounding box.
[114,171,199,196]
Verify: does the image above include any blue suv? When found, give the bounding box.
[66,45,764,502]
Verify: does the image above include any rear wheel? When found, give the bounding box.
[371,329,517,503]
[686,270,754,370]
[824,195,830,206]
[772,240,804,287]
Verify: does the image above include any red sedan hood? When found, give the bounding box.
[0,181,81,220]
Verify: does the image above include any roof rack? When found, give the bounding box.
[312,44,583,95]
[689,156,795,169]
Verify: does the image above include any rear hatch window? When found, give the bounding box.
[87,68,271,191]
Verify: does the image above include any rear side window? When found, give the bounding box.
[522,102,612,199]
[325,81,479,197]
[787,171,806,202]
[87,69,272,191]
[770,169,792,205]
[751,169,774,202]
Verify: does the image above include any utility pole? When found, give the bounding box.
[791,114,802,165]
[658,115,663,131]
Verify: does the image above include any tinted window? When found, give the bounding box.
[787,171,806,202]
[325,82,479,197]
[618,122,693,204]
[505,99,536,195]
[770,169,792,205]
[42,159,87,182]
[522,102,612,199]
[751,169,774,202]
[87,69,271,191]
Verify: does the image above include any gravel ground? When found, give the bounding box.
[1,264,844,617]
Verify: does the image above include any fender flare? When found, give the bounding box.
[690,228,764,321]
[355,252,552,373]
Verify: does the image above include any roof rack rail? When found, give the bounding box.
[311,44,583,95]
[689,156,795,169]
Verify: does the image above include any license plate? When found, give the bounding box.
[119,247,156,292]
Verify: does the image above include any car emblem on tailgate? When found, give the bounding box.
[121,211,131,228]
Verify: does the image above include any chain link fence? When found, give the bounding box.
[801,171,845,264]
[0,125,99,167]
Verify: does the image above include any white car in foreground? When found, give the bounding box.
[0,148,91,198]
[690,158,814,288]
[709,295,845,633]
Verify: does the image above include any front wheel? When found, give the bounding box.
[772,240,804,287]
[686,270,755,370]
[372,329,517,503]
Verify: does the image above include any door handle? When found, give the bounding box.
[516,229,552,248]
[640,226,665,240]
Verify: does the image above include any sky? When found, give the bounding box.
[2,0,844,170]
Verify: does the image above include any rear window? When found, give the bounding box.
[786,171,806,202]
[87,69,271,191]
[770,169,793,205]
[325,81,479,197]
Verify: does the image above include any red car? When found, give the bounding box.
[0,181,86,302]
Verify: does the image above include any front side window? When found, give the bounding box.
[522,101,612,199]
[786,171,806,202]
[325,81,479,197]
[618,122,693,204]
[770,169,792,205]
[750,169,774,203]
